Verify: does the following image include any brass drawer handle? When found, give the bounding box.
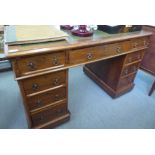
[39,115,44,121]
[34,115,44,122]
[27,62,35,70]
[52,56,59,65]
[55,94,60,101]
[116,47,121,53]
[124,69,128,75]
[128,78,133,83]
[133,66,137,72]
[133,42,138,48]
[53,78,59,86]
[144,40,149,47]
[32,83,39,91]
[36,100,42,107]
[137,54,141,59]
[87,53,93,60]
[128,57,132,63]
[56,108,63,114]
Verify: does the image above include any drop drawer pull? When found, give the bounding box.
[128,57,132,63]
[55,94,60,101]
[87,53,93,60]
[133,42,138,48]
[53,78,59,85]
[137,55,141,59]
[52,56,59,65]
[27,62,35,70]
[32,83,39,90]
[116,47,121,53]
[124,69,128,75]
[126,76,133,83]
[56,109,63,114]
[35,100,43,107]
[133,66,137,72]
[39,115,44,121]
[34,115,44,122]
[143,40,149,46]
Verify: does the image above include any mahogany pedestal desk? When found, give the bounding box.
[5,30,152,129]
[141,26,155,96]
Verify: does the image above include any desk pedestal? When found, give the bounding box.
[83,54,140,98]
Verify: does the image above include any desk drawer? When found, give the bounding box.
[104,40,131,56]
[22,70,66,95]
[131,37,149,49]
[16,51,66,76]
[118,74,136,89]
[27,87,66,112]
[69,41,130,65]
[31,102,67,127]
[125,50,144,64]
[121,62,140,77]
[69,46,102,64]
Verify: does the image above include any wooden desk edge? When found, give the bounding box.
[4,30,153,59]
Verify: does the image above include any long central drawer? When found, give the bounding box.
[69,40,131,65]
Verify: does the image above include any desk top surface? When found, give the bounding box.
[5,30,152,58]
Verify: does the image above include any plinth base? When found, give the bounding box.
[83,66,135,98]
[33,111,70,129]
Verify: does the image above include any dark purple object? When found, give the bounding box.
[71,25,93,37]
[60,25,73,30]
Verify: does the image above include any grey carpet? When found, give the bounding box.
[0,66,155,129]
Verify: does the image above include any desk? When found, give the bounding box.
[141,26,155,75]
[140,26,155,96]
[5,30,152,129]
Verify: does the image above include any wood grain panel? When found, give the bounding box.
[141,26,155,75]
[125,50,144,64]
[16,51,66,76]
[27,86,66,112]
[69,41,130,65]
[22,70,66,95]
[31,102,68,127]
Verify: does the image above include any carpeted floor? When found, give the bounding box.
[0,66,155,129]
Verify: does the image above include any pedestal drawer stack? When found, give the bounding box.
[117,50,145,90]
[12,51,70,129]
[83,36,150,98]
[117,36,149,91]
